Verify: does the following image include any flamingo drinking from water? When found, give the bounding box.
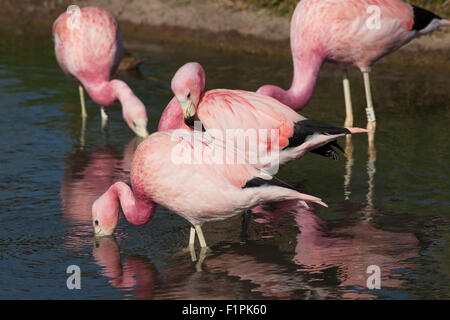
[159,62,367,171]
[92,129,328,249]
[256,0,450,136]
[53,6,149,137]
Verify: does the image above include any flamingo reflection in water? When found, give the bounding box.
[91,194,418,300]
[93,237,159,300]
[93,235,335,299]
[252,198,419,299]
[60,137,141,243]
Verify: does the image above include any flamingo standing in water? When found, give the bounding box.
[257,0,450,137]
[92,129,328,249]
[53,6,149,137]
[159,62,367,171]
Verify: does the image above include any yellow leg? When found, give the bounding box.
[189,226,196,247]
[343,71,354,128]
[79,85,87,119]
[187,226,197,261]
[195,225,208,248]
[171,227,197,261]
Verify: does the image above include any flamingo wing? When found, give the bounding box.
[132,130,327,225]
[197,89,304,150]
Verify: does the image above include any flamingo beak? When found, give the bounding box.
[131,119,149,138]
[178,97,196,126]
[94,225,113,237]
[134,125,149,138]
[94,225,102,235]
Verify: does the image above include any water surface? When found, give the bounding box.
[0,32,449,299]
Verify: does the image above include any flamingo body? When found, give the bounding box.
[53,6,149,137]
[291,0,416,70]
[92,130,326,240]
[164,62,367,171]
[257,0,450,115]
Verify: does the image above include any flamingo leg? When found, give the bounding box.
[195,247,208,272]
[189,226,196,247]
[342,70,353,128]
[194,225,208,248]
[100,106,109,130]
[189,245,197,262]
[79,85,88,119]
[171,228,198,261]
[362,71,376,142]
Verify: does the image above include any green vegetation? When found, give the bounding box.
[237,0,449,16]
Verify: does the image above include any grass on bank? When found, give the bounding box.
[235,0,450,16]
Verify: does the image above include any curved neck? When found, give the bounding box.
[287,52,324,110]
[158,97,189,131]
[83,79,145,111]
[111,181,156,226]
[109,79,146,112]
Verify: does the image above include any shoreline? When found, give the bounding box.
[0,0,448,66]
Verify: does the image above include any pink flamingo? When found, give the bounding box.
[53,6,149,137]
[92,129,328,248]
[256,0,450,134]
[159,62,367,171]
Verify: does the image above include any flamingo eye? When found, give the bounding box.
[187,92,191,99]
[94,220,99,226]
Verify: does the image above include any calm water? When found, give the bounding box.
[0,31,449,300]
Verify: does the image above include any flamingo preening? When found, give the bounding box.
[53,6,149,137]
[159,62,367,172]
[256,0,450,138]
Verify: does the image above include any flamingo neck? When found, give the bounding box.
[83,79,145,111]
[158,97,187,131]
[109,80,146,114]
[286,52,324,110]
[110,181,156,226]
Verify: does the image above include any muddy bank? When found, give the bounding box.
[0,0,449,65]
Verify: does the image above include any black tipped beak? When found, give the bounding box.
[184,116,205,131]
[184,115,196,129]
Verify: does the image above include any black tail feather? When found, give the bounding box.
[284,119,349,160]
[285,119,349,152]
[243,176,297,191]
[412,5,441,31]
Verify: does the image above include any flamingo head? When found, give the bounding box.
[171,62,206,126]
[122,103,149,138]
[92,191,120,237]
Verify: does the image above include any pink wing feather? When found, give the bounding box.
[197,89,304,150]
